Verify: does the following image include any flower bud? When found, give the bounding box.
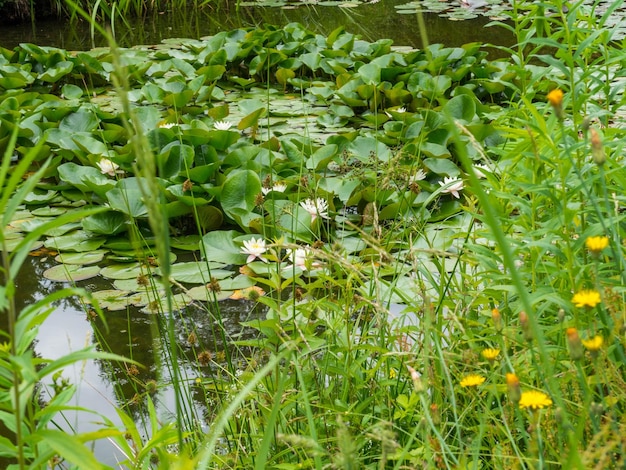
[506,373,521,404]
[492,308,503,332]
[566,327,583,361]
[520,311,533,342]
[590,128,606,166]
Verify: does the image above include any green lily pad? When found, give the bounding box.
[186,285,232,302]
[100,263,146,280]
[90,289,134,311]
[44,230,107,252]
[43,264,101,282]
[55,250,107,265]
[1,238,43,253]
[114,277,164,292]
[162,261,231,284]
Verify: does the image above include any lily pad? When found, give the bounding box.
[161,261,232,284]
[55,250,107,265]
[100,263,147,280]
[44,230,107,252]
[186,285,232,302]
[90,289,134,311]
[43,264,101,282]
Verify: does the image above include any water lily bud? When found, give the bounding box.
[566,327,583,361]
[520,311,533,342]
[590,128,606,166]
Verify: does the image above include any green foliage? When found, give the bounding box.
[2,4,626,469]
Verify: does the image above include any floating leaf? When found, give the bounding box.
[100,263,146,280]
[55,250,107,265]
[43,264,101,282]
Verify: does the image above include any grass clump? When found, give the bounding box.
[1,1,626,469]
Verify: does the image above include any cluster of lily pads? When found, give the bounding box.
[0,22,539,308]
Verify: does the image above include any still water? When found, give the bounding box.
[0,1,511,52]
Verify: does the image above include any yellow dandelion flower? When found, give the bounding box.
[546,89,563,107]
[572,290,601,308]
[460,374,486,388]
[519,390,552,410]
[582,335,603,351]
[481,348,500,361]
[585,236,609,254]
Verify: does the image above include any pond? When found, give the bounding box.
[0,0,512,51]
[1,2,514,466]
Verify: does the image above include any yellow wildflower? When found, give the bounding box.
[460,374,486,388]
[547,89,564,120]
[519,390,552,410]
[481,348,500,361]
[546,89,563,107]
[585,236,609,254]
[582,335,603,351]
[572,290,601,308]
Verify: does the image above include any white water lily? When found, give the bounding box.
[300,198,329,222]
[214,120,233,131]
[396,106,407,113]
[158,122,176,129]
[241,237,267,263]
[409,169,427,182]
[97,158,119,177]
[438,176,464,199]
[289,246,321,271]
[473,163,492,179]
[261,182,287,195]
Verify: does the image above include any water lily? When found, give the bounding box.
[261,182,287,195]
[473,164,492,179]
[241,237,267,263]
[214,120,233,131]
[97,158,119,177]
[300,198,329,222]
[438,176,464,199]
[289,246,320,271]
[409,169,427,182]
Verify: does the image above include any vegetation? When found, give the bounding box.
[1,0,626,468]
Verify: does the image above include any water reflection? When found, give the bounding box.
[8,253,264,465]
[0,1,512,53]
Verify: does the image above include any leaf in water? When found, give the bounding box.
[100,263,145,280]
[220,170,262,229]
[43,264,101,282]
[106,188,149,218]
[55,250,107,265]
[201,230,247,265]
[165,261,232,284]
[82,211,127,235]
[90,289,133,311]
[44,230,106,252]
[186,286,232,302]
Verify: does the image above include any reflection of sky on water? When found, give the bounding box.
[0,0,512,53]
[10,254,261,466]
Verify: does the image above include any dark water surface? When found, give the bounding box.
[0,1,512,53]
